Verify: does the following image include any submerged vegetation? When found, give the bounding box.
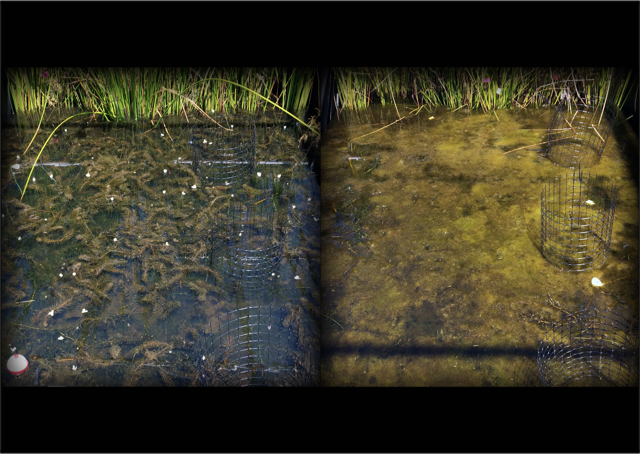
[2,115,321,386]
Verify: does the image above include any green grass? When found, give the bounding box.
[329,67,638,113]
[6,68,316,125]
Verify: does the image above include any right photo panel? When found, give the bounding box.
[320,67,639,387]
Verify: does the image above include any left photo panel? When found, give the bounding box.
[1,67,321,386]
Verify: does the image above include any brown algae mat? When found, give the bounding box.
[320,104,638,387]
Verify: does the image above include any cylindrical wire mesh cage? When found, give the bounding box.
[547,92,617,168]
[195,305,314,386]
[210,176,292,287]
[541,169,618,272]
[190,121,256,186]
[538,309,639,387]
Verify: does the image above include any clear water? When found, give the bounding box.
[320,104,638,386]
[1,112,320,386]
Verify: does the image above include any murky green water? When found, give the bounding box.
[1,112,320,386]
[320,104,638,386]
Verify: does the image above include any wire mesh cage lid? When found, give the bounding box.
[538,309,639,387]
[194,304,314,387]
[546,91,617,168]
[190,119,257,187]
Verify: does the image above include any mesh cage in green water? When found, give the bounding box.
[547,92,617,168]
[190,120,256,186]
[538,309,639,387]
[541,168,617,272]
[195,304,314,386]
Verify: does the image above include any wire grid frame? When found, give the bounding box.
[195,304,314,386]
[540,168,618,272]
[547,92,617,168]
[210,176,292,287]
[190,120,257,186]
[538,309,639,387]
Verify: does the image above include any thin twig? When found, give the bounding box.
[350,115,407,142]
[503,136,574,155]
[322,313,343,329]
[598,73,611,126]
[564,118,577,134]
[591,124,605,142]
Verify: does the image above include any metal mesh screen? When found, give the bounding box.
[195,304,314,386]
[547,92,617,168]
[541,169,617,272]
[191,121,256,186]
[538,309,639,387]
[210,176,291,287]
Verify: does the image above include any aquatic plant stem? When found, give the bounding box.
[20,111,104,201]
[502,136,576,155]
[350,115,407,143]
[22,84,51,156]
[157,78,320,137]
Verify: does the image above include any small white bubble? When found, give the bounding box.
[113,238,117,242]
[161,133,164,137]
[32,177,36,183]
[277,174,281,178]
[64,129,67,132]
[191,185,196,189]
[182,191,185,195]
[86,173,90,178]
[110,197,114,201]
[284,125,287,130]
[257,172,261,177]
[163,190,166,194]
[292,205,296,209]
[49,174,54,179]
[59,273,63,277]
[239,232,242,236]
[165,242,169,246]
[164,169,167,174]
[308,197,311,202]
[72,272,76,276]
